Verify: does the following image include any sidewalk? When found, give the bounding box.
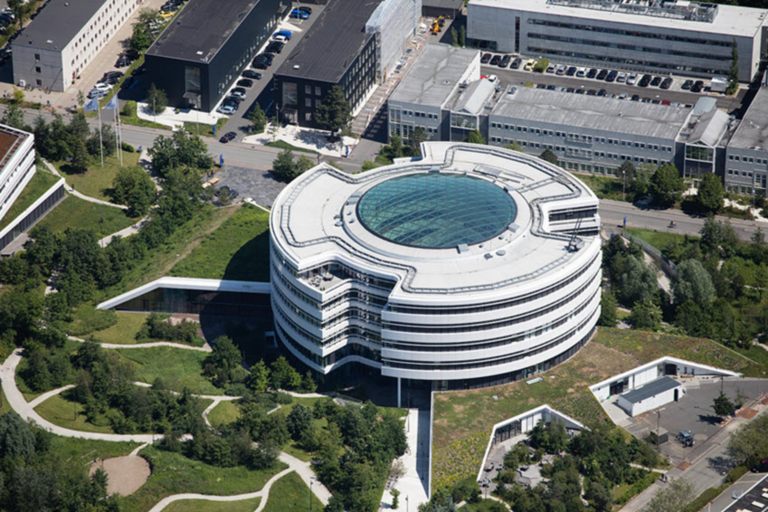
[379,408,430,511]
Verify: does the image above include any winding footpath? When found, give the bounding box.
[41,159,128,210]
[67,335,212,352]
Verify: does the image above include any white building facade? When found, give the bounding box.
[467,0,768,82]
[12,0,142,91]
[0,125,35,223]
[270,142,602,395]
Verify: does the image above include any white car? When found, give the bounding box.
[627,73,637,85]
[93,82,113,91]
[486,74,498,83]
[575,67,586,77]
[616,71,627,83]
[87,88,107,99]
[217,104,236,115]
[272,34,287,43]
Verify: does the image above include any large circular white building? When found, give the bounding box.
[269,142,602,397]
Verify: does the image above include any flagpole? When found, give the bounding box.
[113,101,120,165]
[117,107,123,166]
[98,104,104,168]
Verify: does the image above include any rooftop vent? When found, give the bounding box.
[196,51,203,55]
[293,65,300,70]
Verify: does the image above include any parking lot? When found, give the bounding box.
[624,378,768,468]
[215,3,326,142]
[479,52,745,111]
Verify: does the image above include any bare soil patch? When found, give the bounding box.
[90,455,151,496]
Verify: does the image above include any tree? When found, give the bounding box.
[642,479,694,512]
[86,125,116,159]
[286,404,313,441]
[68,137,90,173]
[269,356,301,390]
[695,173,724,213]
[585,480,613,512]
[112,166,156,216]
[672,259,715,306]
[1,101,26,130]
[609,254,658,307]
[467,130,485,144]
[410,126,428,155]
[8,0,31,29]
[247,104,267,133]
[505,141,523,152]
[272,149,299,182]
[247,360,270,393]
[450,26,459,47]
[149,129,212,178]
[459,25,466,47]
[713,391,736,418]
[728,415,768,467]
[391,488,400,509]
[539,149,559,165]
[649,163,683,207]
[203,336,245,387]
[315,85,351,135]
[599,292,618,327]
[700,218,738,258]
[0,412,38,461]
[147,83,168,115]
[628,299,662,330]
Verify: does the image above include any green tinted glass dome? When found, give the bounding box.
[357,173,517,249]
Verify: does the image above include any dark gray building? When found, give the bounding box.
[144,0,284,112]
[274,0,381,128]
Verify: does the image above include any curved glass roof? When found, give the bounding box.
[357,173,517,249]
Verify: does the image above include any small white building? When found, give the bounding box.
[12,0,141,91]
[617,376,684,417]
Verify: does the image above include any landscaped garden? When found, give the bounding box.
[431,327,767,491]
[55,150,140,202]
[114,347,222,395]
[165,497,262,512]
[262,472,323,511]
[170,204,270,281]
[37,195,135,238]
[0,168,61,231]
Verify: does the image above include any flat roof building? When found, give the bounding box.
[270,142,601,398]
[725,83,768,195]
[144,0,283,112]
[467,0,768,81]
[12,0,141,91]
[275,0,420,128]
[0,124,36,223]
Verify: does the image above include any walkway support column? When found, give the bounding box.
[397,377,401,408]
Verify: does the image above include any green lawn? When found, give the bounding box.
[183,118,227,138]
[207,400,241,428]
[98,205,237,300]
[431,327,768,492]
[117,446,286,512]
[37,195,134,238]
[572,172,627,201]
[67,304,118,336]
[0,168,61,231]
[625,227,693,250]
[262,471,323,512]
[165,498,261,512]
[461,500,509,511]
[48,435,137,467]
[56,151,140,202]
[114,347,221,395]
[170,204,270,281]
[119,100,171,131]
[87,311,150,344]
[265,140,317,154]
[34,394,114,434]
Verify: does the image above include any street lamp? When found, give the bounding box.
[309,477,314,512]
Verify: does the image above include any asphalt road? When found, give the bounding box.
[483,66,744,112]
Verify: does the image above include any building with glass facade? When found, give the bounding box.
[270,142,602,399]
[467,0,768,82]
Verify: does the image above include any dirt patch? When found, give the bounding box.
[89,455,151,496]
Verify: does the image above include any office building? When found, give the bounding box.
[725,85,768,195]
[12,0,141,91]
[467,0,768,81]
[275,0,419,127]
[0,124,35,223]
[144,0,283,112]
[270,142,601,397]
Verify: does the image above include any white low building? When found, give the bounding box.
[270,142,602,401]
[12,0,141,91]
[0,124,35,223]
[617,376,684,417]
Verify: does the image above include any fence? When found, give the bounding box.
[622,231,678,280]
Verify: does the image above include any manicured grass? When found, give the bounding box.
[165,498,261,512]
[114,347,221,395]
[87,311,151,344]
[56,151,140,202]
[37,195,134,238]
[183,118,227,138]
[265,139,317,154]
[572,172,627,201]
[170,204,270,281]
[98,205,237,299]
[67,304,117,336]
[34,394,114,434]
[48,435,137,467]
[207,400,241,428]
[462,500,509,511]
[117,446,286,512]
[119,100,171,131]
[0,168,61,231]
[625,227,693,250]
[431,327,768,492]
[262,471,323,512]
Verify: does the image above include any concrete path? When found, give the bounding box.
[28,384,75,408]
[41,160,128,210]
[0,350,158,443]
[98,216,148,247]
[379,408,430,511]
[68,335,212,352]
[278,452,332,505]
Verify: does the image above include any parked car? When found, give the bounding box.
[510,57,522,69]
[101,71,123,85]
[87,88,107,99]
[565,66,577,76]
[266,41,284,54]
[681,79,693,90]
[272,34,288,44]
[219,131,237,143]
[236,78,253,88]
[650,76,662,87]
[217,103,236,115]
[586,68,598,79]
[631,94,640,101]
[499,55,511,68]
[252,54,273,69]
[596,69,608,80]
[546,63,555,73]
[230,87,247,99]
[660,77,673,90]
[638,74,652,87]
[93,82,113,91]
[242,69,262,80]
[597,88,607,96]
[605,70,618,82]
[481,52,492,64]
[616,71,627,83]
[555,64,566,75]
[691,80,704,93]
[290,8,309,19]
[523,59,535,71]
[273,29,293,40]
[490,54,501,66]
[115,53,132,67]
[575,67,587,78]
[627,73,637,85]
[297,6,312,14]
